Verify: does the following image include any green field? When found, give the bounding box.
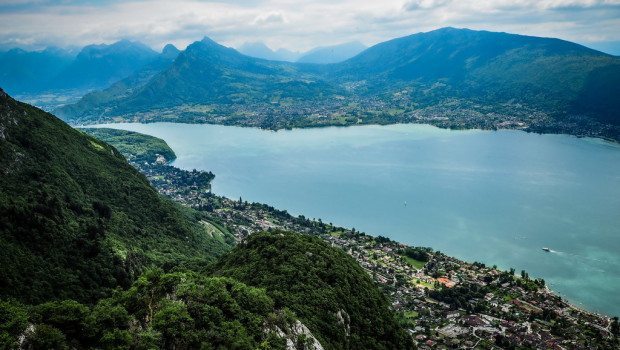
[413,279,435,290]
[403,255,427,269]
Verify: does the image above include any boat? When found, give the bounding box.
[542,247,551,252]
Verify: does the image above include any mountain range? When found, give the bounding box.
[331,28,620,125]
[53,27,620,141]
[237,41,302,61]
[0,47,74,94]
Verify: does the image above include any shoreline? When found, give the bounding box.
[75,118,620,145]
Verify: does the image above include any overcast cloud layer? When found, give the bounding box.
[0,0,619,54]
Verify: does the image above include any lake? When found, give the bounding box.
[93,122,620,316]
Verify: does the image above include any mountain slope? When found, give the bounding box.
[334,27,620,124]
[1,271,323,349]
[212,231,413,350]
[0,89,232,304]
[297,41,367,64]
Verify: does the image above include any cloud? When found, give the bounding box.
[0,0,618,54]
[403,0,452,11]
[252,11,287,26]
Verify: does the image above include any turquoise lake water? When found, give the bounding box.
[94,122,620,316]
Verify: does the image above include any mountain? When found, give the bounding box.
[333,27,620,125]
[297,41,367,64]
[51,40,159,90]
[212,231,413,350]
[0,47,74,94]
[238,41,302,61]
[160,43,181,59]
[0,89,232,304]
[56,43,181,119]
[56,37,340,122]
[238,41,367,64]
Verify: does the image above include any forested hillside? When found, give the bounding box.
[81,128,176,164]
[212,231,414,350]
[0,89,232,304]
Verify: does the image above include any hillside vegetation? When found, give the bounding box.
[334,28,620,124]
[212,231,414,350]
[81,128,176,164]
[0,230,415,350]
[0,271,313,350]
[0,89,232,304]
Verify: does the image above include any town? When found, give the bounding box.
[88,91,619,143]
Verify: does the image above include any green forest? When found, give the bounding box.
[80,128,176,164]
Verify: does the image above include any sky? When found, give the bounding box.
[0,0,619,54]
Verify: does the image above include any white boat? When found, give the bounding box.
[542,247,551,252]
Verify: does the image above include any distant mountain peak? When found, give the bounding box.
[200,36,220,46]
[161,43,180,59]
[238,41,302,61]
[297,41,367,64]
[240,41,272,50]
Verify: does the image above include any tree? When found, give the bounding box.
[152,300,195,349]
[30,300,89,343]
[25,324,69,350]
[0,300,28,349]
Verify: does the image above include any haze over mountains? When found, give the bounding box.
[296,41,367,64]
[237,41,368,63]
[0,40,179,96]
[237,42,302,62]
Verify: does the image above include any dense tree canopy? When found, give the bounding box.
[212,231,414,350]
[0,271,300,350]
